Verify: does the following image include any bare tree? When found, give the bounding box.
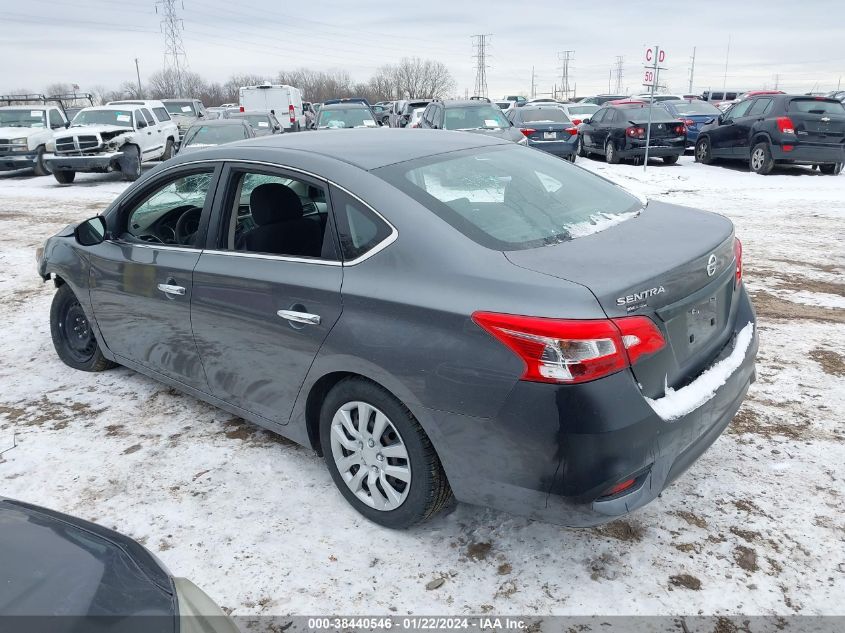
[146,69,207,99]
[223,74,271,103]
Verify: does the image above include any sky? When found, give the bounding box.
[2,0,843,99]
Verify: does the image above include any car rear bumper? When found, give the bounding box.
[427,286,758,527]
[526,138,577,156]
[44,152,123,173]
[771,143,845,164]
[619,140,686,158]
[0,153,37,171]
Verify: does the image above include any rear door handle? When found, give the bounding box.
[277,310,321,325]
[157,283,185,296]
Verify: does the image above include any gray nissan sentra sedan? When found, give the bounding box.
[37,129,758,529]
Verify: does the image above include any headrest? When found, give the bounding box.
[249,183,303,226]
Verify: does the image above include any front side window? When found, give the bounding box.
[219,170,334,260]
[123,171,215,246]
[375,146,642,250]
[331,186,392,261]
[443,106,509,130]
[725,100,753,120]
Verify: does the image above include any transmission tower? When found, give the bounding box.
[557,50,574,101]
[157,0,188,97]
[472,34,492,98]
[613,56,624,94]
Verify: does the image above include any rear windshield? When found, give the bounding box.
[444,106,510,130]
[788,99,845,115]
[183,124,248,146]
[566,105,598,115]
[624,106,678,123]
[520,108,570,123]
[374,146,641,250]
[233,114,272,129]
[317,107,376,128]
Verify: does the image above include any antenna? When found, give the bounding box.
[157,0,188,97]
[472,34,492,98]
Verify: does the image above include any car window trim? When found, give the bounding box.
[143,158,397,266]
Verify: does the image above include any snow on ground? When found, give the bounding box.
[1,156,843,617]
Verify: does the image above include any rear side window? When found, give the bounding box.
[747,99,773,116]
[153,107,171,122]
[788,99,845,115]
[331,186,393,261]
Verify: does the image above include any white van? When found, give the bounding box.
[239,84,304,131]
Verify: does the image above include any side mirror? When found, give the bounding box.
[65,122,71,128]
[198,112,204,118]
[581,117,591,124]
[717,115,725,124]
[74,216,107,246]
[705,117,716,125]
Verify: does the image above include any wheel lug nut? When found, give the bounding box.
[367,439,375,448]
[376,453,384,461]
[371,465,378,473]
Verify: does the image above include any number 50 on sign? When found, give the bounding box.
[643,69,656,86]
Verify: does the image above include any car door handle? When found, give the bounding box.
[277,310,321,325]
[157,283,185,296]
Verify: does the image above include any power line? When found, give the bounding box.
[557,50,574,101]
[613,56,624,94]
[156,0,188,97]
[472,34,491,98]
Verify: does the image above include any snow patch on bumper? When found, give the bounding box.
[646,321,755,421]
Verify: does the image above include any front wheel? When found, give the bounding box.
[319,377,452,529]
[50,284,115,372]
[819,163,843,175]
[53,170,75,184]
[33,146,51,176]
[605,140,620,164]
[750,142,775,175]
[695,137,713,164]
[577,135,588,157]
[120,144,142,181]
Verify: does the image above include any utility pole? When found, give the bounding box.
[134,58,143,98]
[688,46,696,93]
[557,50,574,101]
[608,68,612,93]
[472,34,492,98]
[722,34,731,93]
[156,0,188,97]
[773,73,780,90]
[530,65,536,99]
[613,56,624,94]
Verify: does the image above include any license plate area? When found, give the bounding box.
[543,132,556,140]
[686,296,719,350]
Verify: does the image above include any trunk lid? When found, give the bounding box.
[788,98,845,146]
[504,201,738,398]
[518,122,576,141]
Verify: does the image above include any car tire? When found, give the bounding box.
[750,141,775,175]
[50,284,115,372]
[819,163,843,175]
[161,139,174,161]
[662,154,679,165]
[120,144,142,181]
[695,137,713,164]
[577,135,589,157]
[53,170,75,184]
[605,140,620,164]
[567,152,577,163]
[319,377,453,529]
[33,146,51,176]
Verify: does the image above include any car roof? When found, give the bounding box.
[322,102,369,110]
[178,128,510,171]
[441,100,497,107]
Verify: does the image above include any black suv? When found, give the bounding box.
[419,99,525,144]
[695,94,845,174]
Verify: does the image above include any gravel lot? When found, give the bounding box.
[1,154,843,617]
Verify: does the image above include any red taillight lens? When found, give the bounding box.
[471,313,665,384]
[239,106,245,112]
[626,126,645,138]
[782,144,793,152]
[603,478,636,497]
[776,116,795,135]
[673,123,686,135]
[571,118,582,126]
[289,104,295,123]
[684,119,696,126]
[520,128,536,136]
[565,127,578,136]
[734,237,743,286]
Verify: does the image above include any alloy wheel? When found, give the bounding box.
[329,401,411,511]
[751,148,765,171]
[697,140,708,161]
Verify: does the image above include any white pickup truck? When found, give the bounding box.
[44,101,179,184]
[0,104,69,176]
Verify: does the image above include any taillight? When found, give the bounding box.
[289,104,296,123]
[683,119,696,126]
[776,116,795,135]
[602,478,636,497]
[471,312,665,385]
[520,128,536,136]
[626,126,645,138]
[239,106,244,112]
[734,237,743,286]
[565,127,578,136]
[673,123,686,135]
[571,118,582,126]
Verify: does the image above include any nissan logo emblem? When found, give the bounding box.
[706,254,718,277]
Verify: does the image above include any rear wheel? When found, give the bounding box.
[50,284,115,372]
[319,377,452,529]
[819,163,843,175]
[750,142,775,175]
[662,154,679,165]
[605,140,620,164]
[161,138,174,161]
[695,137,713,164]
[53,170,75,184]
[33,146,51,176]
